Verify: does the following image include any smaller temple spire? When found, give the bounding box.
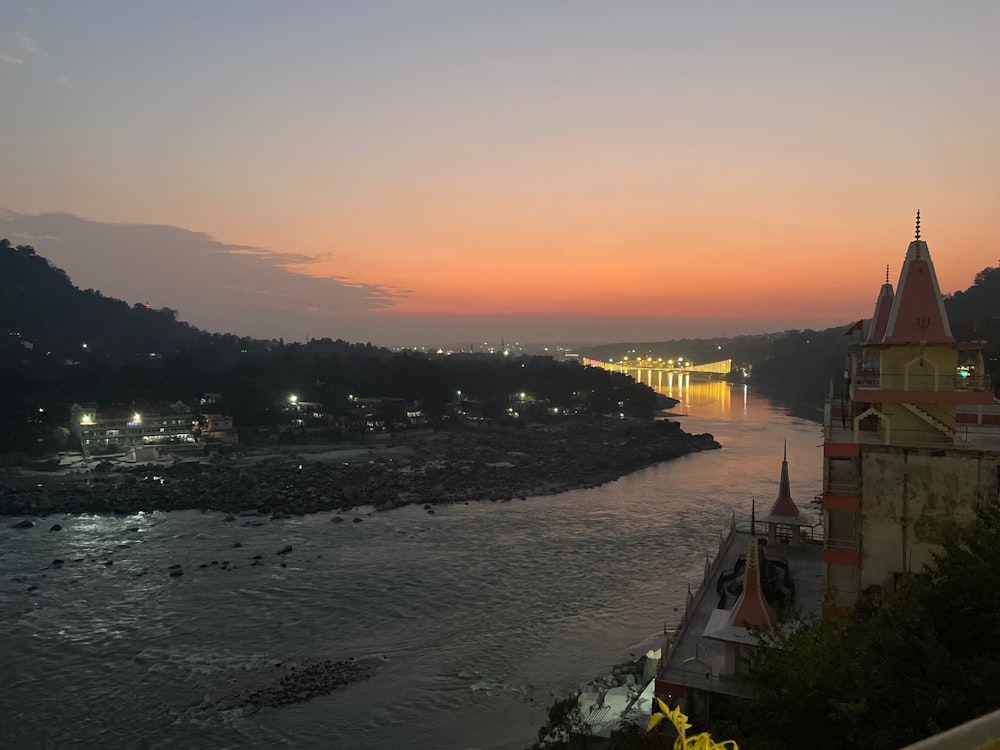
[915,209,921,240]
[727,528,774,628]
[762,443,805,527]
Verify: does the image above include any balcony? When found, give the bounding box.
[825,479,858,496]
[853,370,992,393]
[825,536,858,552]
[825,396,1000,451]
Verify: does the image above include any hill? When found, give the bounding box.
[0,240,662,457]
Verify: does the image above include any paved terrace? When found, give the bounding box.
[825,402,1000,452]
[658,528,825,698]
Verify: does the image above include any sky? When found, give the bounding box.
[2,2,999,347]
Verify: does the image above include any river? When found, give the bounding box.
[1,381,822,750]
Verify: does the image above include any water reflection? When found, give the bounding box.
[649,376,753,420]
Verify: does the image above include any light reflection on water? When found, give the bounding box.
[1,384,820,750]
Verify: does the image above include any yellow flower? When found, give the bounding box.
[646,697,738,750]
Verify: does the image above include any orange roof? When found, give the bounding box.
[728,535,774,629]
[882,233,954,346]
[762,442,806,526]
[866,267,895,344]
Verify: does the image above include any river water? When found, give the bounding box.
[1,381,821,750]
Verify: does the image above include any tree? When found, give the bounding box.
[733,505,1000,750]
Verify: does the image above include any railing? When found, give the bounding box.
[661,521,737,667]
[825,536,859,552]
[853,371,992,392]
[825,423,1000,450]
[899,707,1000,749]
[825,480,859,496]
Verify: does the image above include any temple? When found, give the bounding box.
[822,212,1000,609]
[652,213,1000,727]
[654,454,824,723]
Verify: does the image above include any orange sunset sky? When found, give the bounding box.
[2,2,999,346]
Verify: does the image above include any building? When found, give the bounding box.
[199,413,237,443]
[70,401,196,454]
[822,214,1000,610]
[655,453,824,725]
[648,214,1000,732]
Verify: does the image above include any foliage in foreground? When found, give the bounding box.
[529,695,738,749]
[648,698,738,749]
[733,504,1000,750]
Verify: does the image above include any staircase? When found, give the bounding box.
[902,402,956,437]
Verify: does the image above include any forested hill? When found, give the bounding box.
[577,263,1000,409]
[0,240,659,456]
[1,238,211,362]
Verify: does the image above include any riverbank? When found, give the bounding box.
[0,416,720,517]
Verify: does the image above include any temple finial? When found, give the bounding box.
[886,264,890,284]
[751,497,756,536]
[783,439,787,462]
[915,209,921,240]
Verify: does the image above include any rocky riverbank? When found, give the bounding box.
[1,416,719,518]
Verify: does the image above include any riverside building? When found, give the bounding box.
[822,213,1000,610]
[654,451,824,725]
[654,214,1000,726]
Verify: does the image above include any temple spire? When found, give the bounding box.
[763,443,802,523]
[882,212,954,345]
[886,264,890,284]
[728,528,774,628]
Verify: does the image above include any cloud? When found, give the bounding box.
[0,30,44,68]
[0,209,405,340]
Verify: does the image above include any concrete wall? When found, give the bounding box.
[860,445,1000,589]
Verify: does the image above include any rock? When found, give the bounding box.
[49,523,63,531]
[11,519,34,529]
[331,516,344,523]
[277,545,293,555]
[223,515,235,522]
[51,559,64,567]
[352,517,363,523]
[232,542,242,548]
[168,564,181,569]
[169,569,184,578]
[427,509,435,515]
[105,560,113,566]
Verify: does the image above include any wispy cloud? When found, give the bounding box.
[0,30,45,68]
[0,209,405,340]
